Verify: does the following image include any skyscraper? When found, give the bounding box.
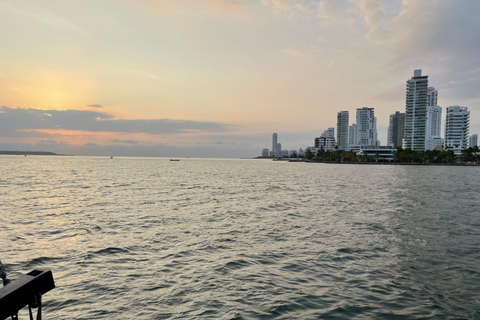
[426,105,442,138]
[355,107,378,146]
[444,106,470,153]
[425,87,443,150]
[387,111,405,147]
[348,124,357,147]
[426,86,438,107]
[469,134,478,148]
[271,133,281,156]
[336,111,349,150]
[403,69,428,151]
[272,133,277,154]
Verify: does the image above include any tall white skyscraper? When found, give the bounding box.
[426,86,438,107]
[469,134,478,148]
[403,70,428,151]
[336,111,349,150]
[426,105,442,137]
[355,107,378,146]
[348,124,357,147]
[444,106,470,153]
[425,87,443,150]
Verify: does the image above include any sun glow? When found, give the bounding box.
[4,69,95,110]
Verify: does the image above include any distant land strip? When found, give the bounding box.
[0,151,66,156]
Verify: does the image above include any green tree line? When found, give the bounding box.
[297,146,479,164]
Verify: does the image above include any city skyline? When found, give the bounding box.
[264,69,474,156]
[1,1,480,157]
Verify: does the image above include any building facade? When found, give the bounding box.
[348,124,357,149]
[469,134,478,148]
[403,70,428,151]
[444,106,470,153]
[426,105,442,137]
[336,111,349,150]
[426,86,438,108]
[271,133,278,156]
[387,111,405,147]
[315,128,336,151]
[424,87,443,150]
[355,107,378,146]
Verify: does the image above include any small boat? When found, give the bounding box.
[170,159,180,161]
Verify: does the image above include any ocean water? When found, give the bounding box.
[1,156,480,319]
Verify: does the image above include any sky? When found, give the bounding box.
[1,0,479,158]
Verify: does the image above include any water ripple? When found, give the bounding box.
[1,157,480,319]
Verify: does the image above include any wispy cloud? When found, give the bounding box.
[316,0,355,27]
[267,0,314,15]
[137,0,251,16]
[350,0,389,39]
[0,1,87,34]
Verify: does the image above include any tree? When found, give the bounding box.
[461,148,475,163]
[445,150,455,163]
[305,149,314,160]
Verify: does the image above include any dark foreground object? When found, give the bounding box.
[0,269,55,320]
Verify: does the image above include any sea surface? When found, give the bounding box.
[1,156,480,319]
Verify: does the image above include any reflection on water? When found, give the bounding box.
[1,156,479,319]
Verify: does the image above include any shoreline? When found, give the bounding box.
[302,160,479,166]
[0,151,67,156]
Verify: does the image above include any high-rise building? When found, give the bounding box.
[356,107,378,146]
[424,87,443,150]
[426,86,438,107]
[315,128,336,151]
[322,127,335,138]
[426,105,442,138]
[348,124,357,148]
[270,133,282,157]
[403,69,428,151]
[387,111,406,147]
[272,133,278,155]
[444,106,470,153]
[262,148,269,157]
[470,134,478,148]
[336,111,349,150]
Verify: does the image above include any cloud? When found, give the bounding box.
[137,0,251,16]
[0,1,87,34]
[379,0,480,101]
[350,0,389,39]
[285,45,321,56]
[199,0,249,15]
[270,0,312,12]
[0,107,229,137]
[109,139,140,145]
[262,0,315,18]
[86,104,104,108]
[317,0,355,26]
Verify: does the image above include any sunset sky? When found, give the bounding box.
[1,0,479,157]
